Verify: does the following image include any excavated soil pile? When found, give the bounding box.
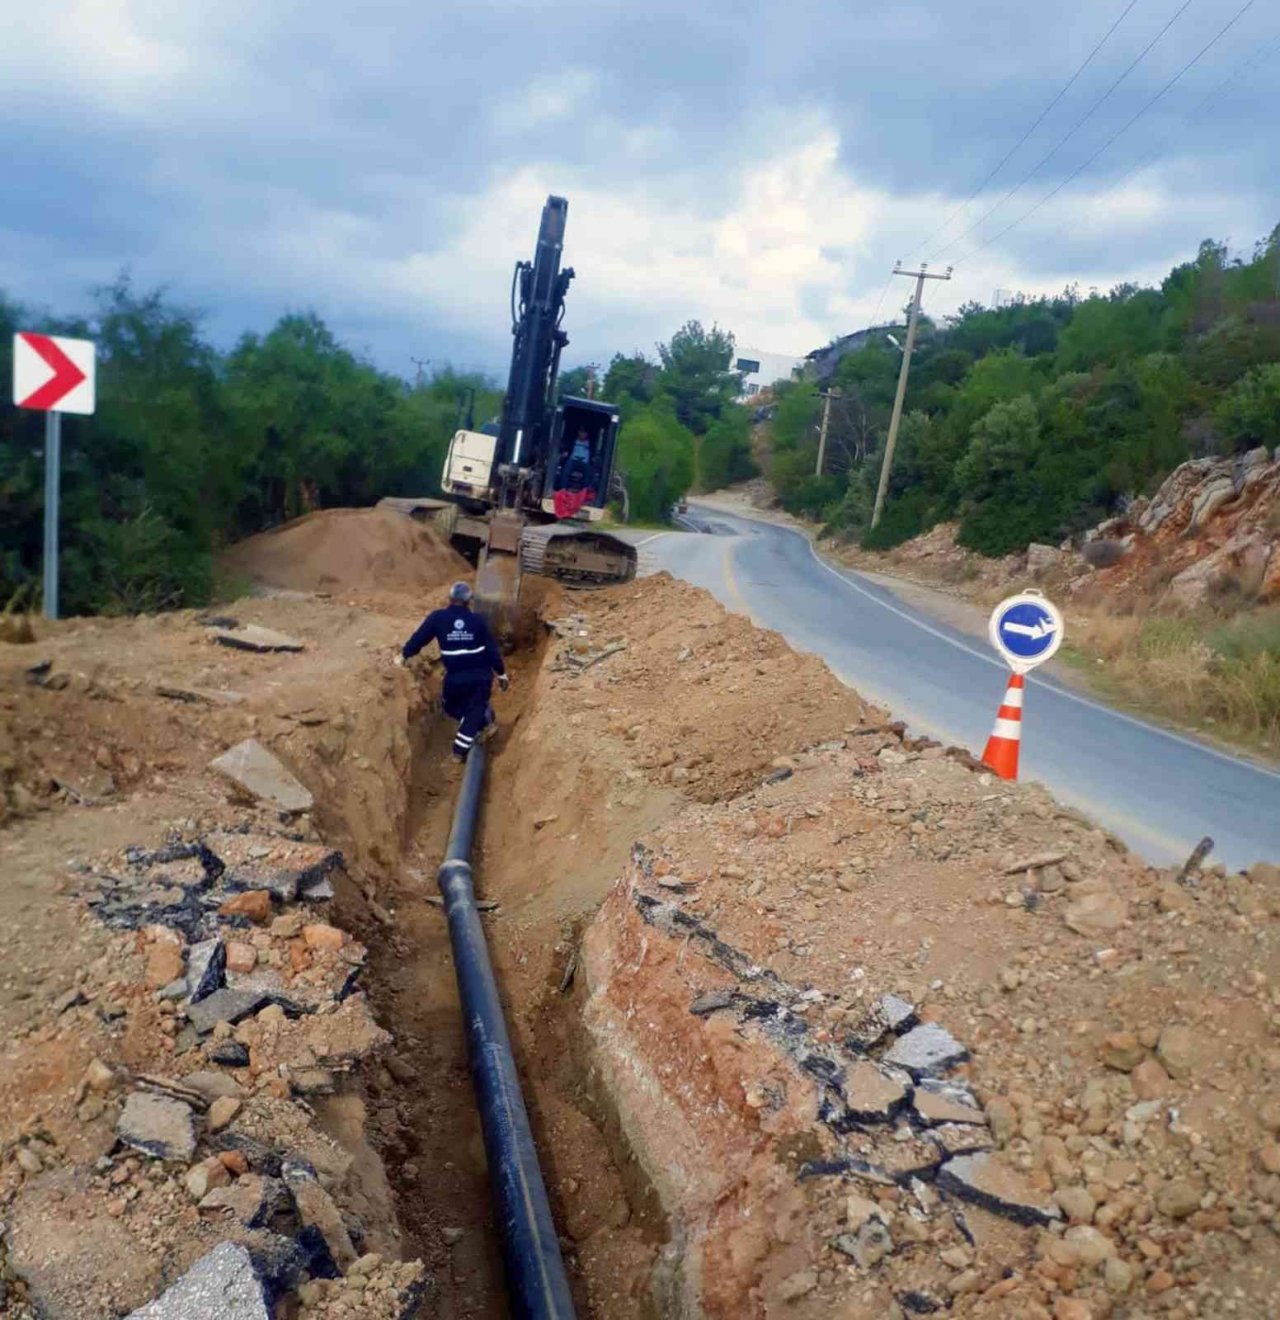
[222,507,468,601]
[0,591,436,1318]
[536,575,1280,1318]
[4,551,1280,1319]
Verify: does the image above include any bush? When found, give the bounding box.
[697,406,756,491]
[615,402,695,522]
[72,507,211,615]
[1214,363,1280,452]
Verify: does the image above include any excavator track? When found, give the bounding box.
[519,524,637,588]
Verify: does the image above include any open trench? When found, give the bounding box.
[329,623,672,1317]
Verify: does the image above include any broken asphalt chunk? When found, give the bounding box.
[126,1241,270,1320]
[912,1077,985,1126]
[198,1174,288,1229]
[204,831,343,904]
[209,1040,251,1067]
[208,740,314,813]
[299,872,335,901]
[690,989,735,1016]
[842,1061,910,1124]
[926,1122,994,1158]
[283,1156,357,1270]
[936,1152,1060,1226]
[185,987,272,1035]
[186,938,226,1004]
[845,993,917,1052]
[882,1022,969,1079]
[117,1091,198,1162]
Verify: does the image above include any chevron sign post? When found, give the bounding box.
[13,333,97,620]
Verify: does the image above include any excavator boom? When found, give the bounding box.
[434,195,636,622]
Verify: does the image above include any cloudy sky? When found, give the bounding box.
[2,0,1276,377]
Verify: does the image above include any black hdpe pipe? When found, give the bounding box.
[436,743,577,1319]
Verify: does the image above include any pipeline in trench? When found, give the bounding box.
[348,633,670,1318]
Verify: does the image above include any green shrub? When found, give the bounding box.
[1214,363,1280,452]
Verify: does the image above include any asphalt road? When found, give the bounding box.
[629,504,1280,871]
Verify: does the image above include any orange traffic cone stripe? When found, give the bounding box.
[982,672,1024,780]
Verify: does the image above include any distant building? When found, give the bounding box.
[805,323,905,382]
[732,348,806,399]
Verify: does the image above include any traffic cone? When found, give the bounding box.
[981,672,1024,780]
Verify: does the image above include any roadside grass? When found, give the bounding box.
[1068,606,1280,754]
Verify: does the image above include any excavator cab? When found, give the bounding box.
[542,399,620,518]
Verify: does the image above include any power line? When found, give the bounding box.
[867,267,898,324]
[1088,28,1279,211]
[929,0,1197,263]
[951,0,1261,268]
[904,0,1143,258]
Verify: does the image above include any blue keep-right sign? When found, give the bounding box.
[988,591,1065,673]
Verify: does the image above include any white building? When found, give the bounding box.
[732,347,805,399]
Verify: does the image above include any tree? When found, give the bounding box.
[653,321,739,433]
[558,363,599,399]
[603,352,658,405]
[954,396,1047,555]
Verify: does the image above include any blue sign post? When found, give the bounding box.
[988,591,1065,675]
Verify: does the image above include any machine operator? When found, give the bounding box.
[558,428,595,491]
[394,581,509,761]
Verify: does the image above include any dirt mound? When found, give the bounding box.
[223,508,467,598]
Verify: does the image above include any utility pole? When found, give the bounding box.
[410,356,430,388]
[814,387,840,477]
[871,263,951,529]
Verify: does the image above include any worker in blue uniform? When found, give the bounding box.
[395,581,509,761]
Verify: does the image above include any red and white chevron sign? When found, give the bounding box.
[12,332,96,414]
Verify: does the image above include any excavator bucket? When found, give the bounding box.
[473,518,636,642]
[474,511,527,640]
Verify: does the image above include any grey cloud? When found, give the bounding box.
[0,0,1274,371]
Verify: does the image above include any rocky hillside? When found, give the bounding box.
[1080,447,1280,609]
[844,446,1279,612]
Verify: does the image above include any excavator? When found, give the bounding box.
[436,194,636,620]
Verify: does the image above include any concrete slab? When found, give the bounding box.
[208,740,313,813]
[209,625,305,653]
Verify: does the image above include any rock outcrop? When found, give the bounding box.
[1085,447,1280,607]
